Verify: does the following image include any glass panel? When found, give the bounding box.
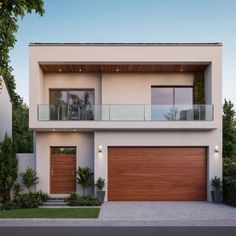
[175,87,193,105]
[50,90,68,120]
[151,87,173,105]
[68,90,94,120]
[151,87,173,120]
[51,147,76,154]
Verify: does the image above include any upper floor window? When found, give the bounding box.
[50,89,94,120]
[151,86,194,120]
[151,86,193,105]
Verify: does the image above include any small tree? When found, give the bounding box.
[76,167,94,196]
[223,99,236,158]
[20,167,39,193]
[0,134,18,202]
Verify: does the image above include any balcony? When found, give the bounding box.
[38,104,213,121]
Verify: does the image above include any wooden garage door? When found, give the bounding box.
[50,147,76,194]
[108,147,207,201]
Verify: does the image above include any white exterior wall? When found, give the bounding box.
[94,130,222,202]
[16,153,36,193]
[0,77,12,142]
[35,132,94,197]
[102,73,194,104]
[43,73,101,104]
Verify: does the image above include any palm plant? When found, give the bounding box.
[95,177,105,191]
[76,167,94,196]
[20,167,39,193]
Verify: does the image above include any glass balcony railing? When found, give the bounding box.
[38,104,213,121]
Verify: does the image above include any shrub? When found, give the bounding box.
[35,191,49,202]
[1,201,17,210]
[66,192,100,206]
[223,177,236,207]
[13,183,22,197]
[20,167,39,192]
[0,134,18,202]
[76,167,94,196]
[95,177,105,191]
[13,191,48,209]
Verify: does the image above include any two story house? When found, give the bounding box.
[29,43,222,201]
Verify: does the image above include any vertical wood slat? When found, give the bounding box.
[50,154,76,194]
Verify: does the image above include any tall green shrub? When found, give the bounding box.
[223,99,236,158]
[193,72,205,104]
[0,134,18,202]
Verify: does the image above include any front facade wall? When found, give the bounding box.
[94,130,222,202]
[102,73,193,104]
[36,132,94,197]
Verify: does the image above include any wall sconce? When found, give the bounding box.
[98,145,103,153]
[215,145,219,153]
[98,145,103,159]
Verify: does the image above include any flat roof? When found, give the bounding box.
[29,42,222,47]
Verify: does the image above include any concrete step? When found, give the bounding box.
[42,199,67,207]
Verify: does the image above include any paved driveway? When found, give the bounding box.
[99,201,236,226]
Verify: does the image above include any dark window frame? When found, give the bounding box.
[151,85,194,105]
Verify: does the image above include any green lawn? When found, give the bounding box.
[0,208,100,218]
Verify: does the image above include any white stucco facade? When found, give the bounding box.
[29,43,222,201]
[0,76,12,142]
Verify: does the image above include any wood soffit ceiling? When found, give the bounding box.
[39,64,209,73]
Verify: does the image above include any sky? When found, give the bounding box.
[10,0,236,104]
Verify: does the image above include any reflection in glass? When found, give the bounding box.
[50,90,94,120]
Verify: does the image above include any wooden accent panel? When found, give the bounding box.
[40,64,208,73]
[50,154,76,194]
[108,147,207,201]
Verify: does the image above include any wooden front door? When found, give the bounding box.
[108,147,207,201]
[50,147,76,194]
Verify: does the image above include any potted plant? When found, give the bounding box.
[211,176,222,203]
[95,177,105,204]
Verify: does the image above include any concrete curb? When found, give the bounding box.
[1,219,236,227]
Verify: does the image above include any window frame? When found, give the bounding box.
[151,85,194,105]
[49,88,95,106]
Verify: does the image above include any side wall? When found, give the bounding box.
[16,153,36,193]
[36,132,94,196]
[0,77,12,142]
[94,130,222,202]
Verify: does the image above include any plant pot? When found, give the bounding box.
[96,190,105,204]
[211,190,222,203]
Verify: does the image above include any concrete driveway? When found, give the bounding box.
[99,201,236,226]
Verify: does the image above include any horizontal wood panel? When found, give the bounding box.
[40,64,208,73]
[108,147,207,201]
[50,153,76,194]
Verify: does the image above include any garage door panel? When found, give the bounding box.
[108,147,207,201]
